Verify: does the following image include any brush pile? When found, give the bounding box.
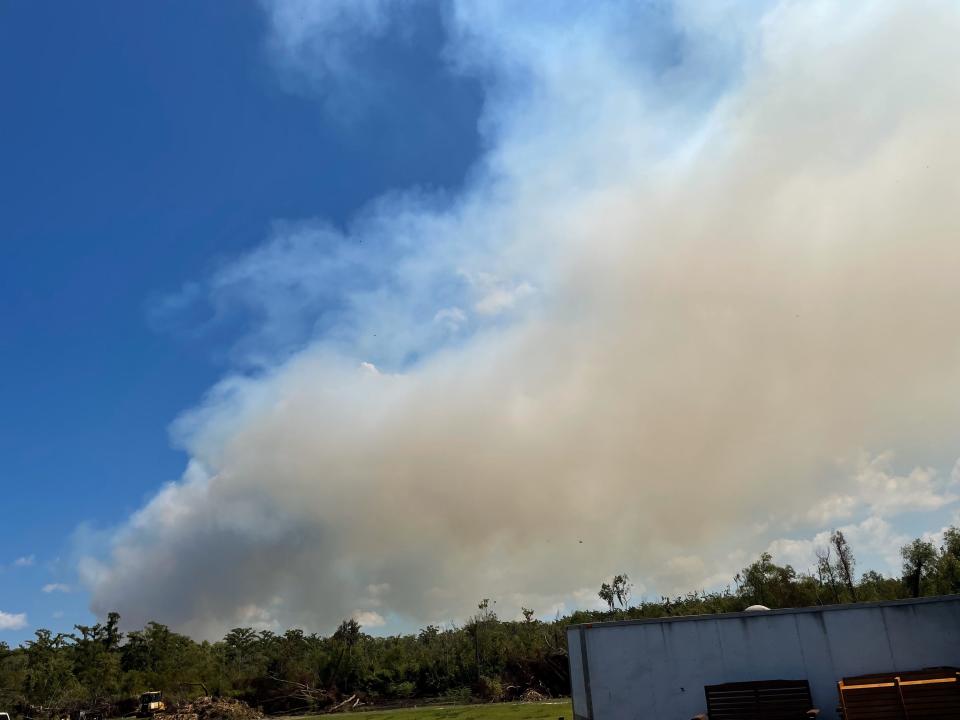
[161,697,263,720]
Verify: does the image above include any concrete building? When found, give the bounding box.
[567,595,960,720]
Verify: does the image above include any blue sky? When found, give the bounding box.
[3,1,960,643]
[0,0,482,642]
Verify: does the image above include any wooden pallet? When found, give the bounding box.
[693,679,820,719]
[838,668,960,719]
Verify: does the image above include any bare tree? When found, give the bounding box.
[599,574,632,612]
[470,599,497,682]
[815,546,841,603]
[612,574,632,609]
[831,530,858,602]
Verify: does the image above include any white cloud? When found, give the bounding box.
[474,281,534,317]
[260,0,423,113]
[433,307,467,332]
[802,452,960,527]
[853,452,958,515]
[0,611,28,631]
[83,0,960,637]
[773,534,826,568]
[458,270,537,318]
[42,583,71,594]
[766,515,910,576]
[921,510,960,551]
[361,582,391,607]
[351,610,386,628]
[803,495,858,526]
[13,555,35,568]
[263,0,394,77]
[570,587,608,613]
[237,604,281,632]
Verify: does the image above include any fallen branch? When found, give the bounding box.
[328,695,357,713]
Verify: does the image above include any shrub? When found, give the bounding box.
[474,676,503,701]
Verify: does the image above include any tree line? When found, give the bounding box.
[1,527,957,717]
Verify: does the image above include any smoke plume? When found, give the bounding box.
[83,0,960,637]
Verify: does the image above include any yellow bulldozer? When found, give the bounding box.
[137,691,166,717]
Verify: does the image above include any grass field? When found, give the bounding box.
[290,701,572,720]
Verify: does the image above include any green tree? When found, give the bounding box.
[0,641,27,709]
[71,621,121,705]
[598,574,631,611]
[223,627,260,684]
[737,553,816,608]
[24,629,80,709]
[857,570,903,601]
[329,618,364,692]
[932,526,960,594]
[739,553,778,606]
[901,538,938,598]
[944,526,960,557]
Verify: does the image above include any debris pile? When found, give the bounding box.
[161,697,263,720]
[520,689,548,703]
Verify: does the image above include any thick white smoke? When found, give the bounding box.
[82,0,960,637]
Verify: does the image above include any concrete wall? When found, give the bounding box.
[567,595,960,720]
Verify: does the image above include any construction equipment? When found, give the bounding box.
[137,692,166,717]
